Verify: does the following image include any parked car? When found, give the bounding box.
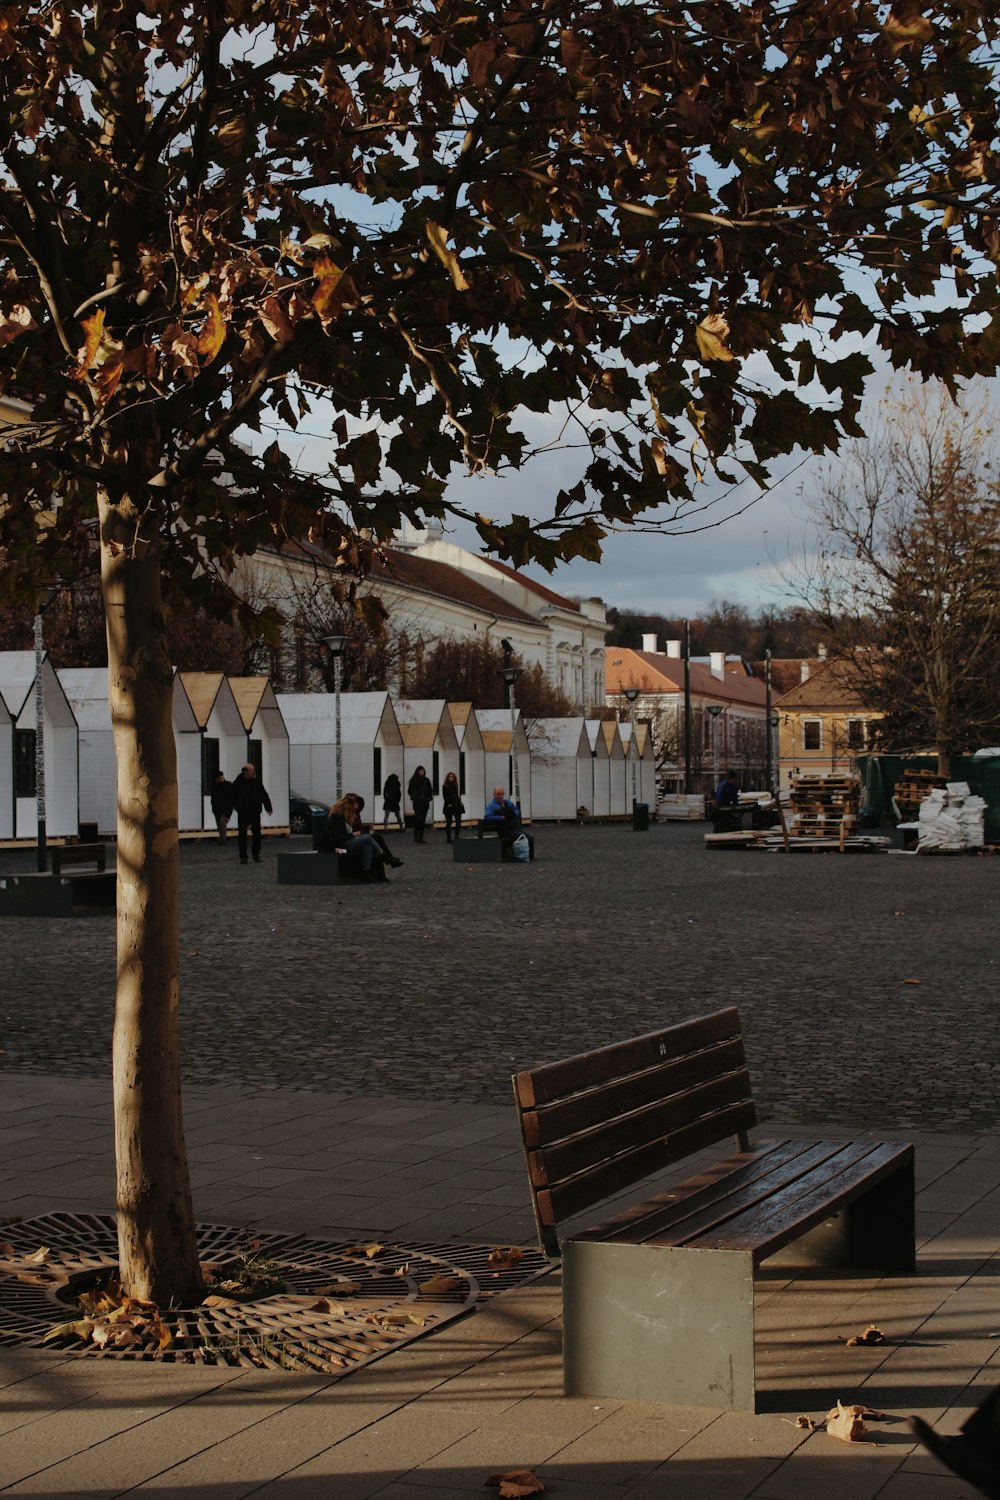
[288,791,328,836]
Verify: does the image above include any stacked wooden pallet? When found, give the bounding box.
[893,769,948,822]
[789,773,860,838]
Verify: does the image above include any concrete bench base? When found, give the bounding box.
[0,870,116,917]
[453,834,535,863]
[277,851,379,884]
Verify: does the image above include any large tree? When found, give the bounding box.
[806,384,1000,771]
[1,0,999,1301]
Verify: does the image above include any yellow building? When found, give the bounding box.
[775,659,881,790]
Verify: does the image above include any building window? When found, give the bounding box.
[846,718,866,750]
[247,739,262,776]
[14,729,36,798]
[373,746,382,793]
[802,719,822,751]
[432,750,440,793]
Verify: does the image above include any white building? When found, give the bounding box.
[0,651,79,839]
[619,721,657,809]
[278,691,404,813]
[233,524,608,707]
[528,718,592,820]
[0,687,13,839]
[58,667,117,836]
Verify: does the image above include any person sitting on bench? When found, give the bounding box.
[483,787,522,843]
[347,794,403,868]
[319,795,388,881]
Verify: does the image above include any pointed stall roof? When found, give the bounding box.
[56,667,110,732]
[277,690,402,746]
[0,650,76,727]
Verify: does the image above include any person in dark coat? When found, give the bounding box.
[382,773,403,830]
[441,771,464,844]
[231,763,272,864]
[407,766,433,843]
[319,795,387,880]
[210,770,234,844]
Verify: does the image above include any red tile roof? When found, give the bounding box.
[606,648,767,708]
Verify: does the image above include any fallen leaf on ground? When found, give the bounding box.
[367,1310,425,1328]
[484,1469,545,1497]
[15,1271,56,1286]
[846,1324,885,1347]
[316,1279,361,1296]
[202,1294,238,1308]
[794,1415,817,1431]
[901,978,921,986]
[417,1273,465,1297]
[827,1400,875,1444]
[0,1242,14,1257]
[488,1247,524,1270]
[393,1263,410,1278]
[25,1247,51,1263]
[345,1242,384,1259]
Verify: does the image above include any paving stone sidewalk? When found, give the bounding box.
[1,1072,999,1499]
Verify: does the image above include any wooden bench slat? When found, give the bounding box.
[529,1070,753,1187]
[514,1006,742,1110]
[520,1037,749,1150]
[540,1100,758,1226]
[690,1141,913,1256]
[573,1139,846,1247]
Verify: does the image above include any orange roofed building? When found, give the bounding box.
[605,636,769,793]
[774,657,881,790]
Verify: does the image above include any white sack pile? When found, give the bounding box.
[917,783,986,852]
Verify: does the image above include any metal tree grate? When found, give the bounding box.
[0,1213,552,1375]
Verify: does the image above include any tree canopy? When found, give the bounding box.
[2,0,1000,599]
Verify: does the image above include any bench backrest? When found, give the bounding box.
[512,1007,756,1257]
[51,843,106,875]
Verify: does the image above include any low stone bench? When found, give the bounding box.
[0,846,116,917]
[277,851,375,884]
[453,832,534,862]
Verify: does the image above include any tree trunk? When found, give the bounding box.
[100,487,203,1305]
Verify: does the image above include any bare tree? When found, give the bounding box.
[805,384,1000,774]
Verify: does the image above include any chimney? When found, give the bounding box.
[641,632,658,653]
[800,659,811,683]
[709,651,725,679]
[817,642,827,660]
[665,639,681,658]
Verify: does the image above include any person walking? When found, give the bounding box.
[407,765,433,843]
[442,771,464,844]
[210,770,234,844]
[382,773,403,830]
[231,763,273,864]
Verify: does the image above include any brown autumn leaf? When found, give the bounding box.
[484,1468,545,1496]
[901,978,921,986]
[826,1400,874,1444]
[0,1241,14,1257]
[417,1273,465,1297]
[194,293,225,362]
[316,1278,361,1296]
[311,255,345,323]
[487,1247,524,1271]
[202,1294,238,1308]
[795,1414,817,1431]
[25,1246,51,1263]
[695,312,735,362]
[425,220,470,291]
[846,1324,885,1347]
[367,1309,425,1328]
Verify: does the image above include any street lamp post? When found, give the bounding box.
[623,687,640,812]
[498,662,523,808]
[707,704,723,793]
[33,589,58,871]
[323,633,352,800]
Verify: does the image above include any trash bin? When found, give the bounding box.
[632,802,650,832]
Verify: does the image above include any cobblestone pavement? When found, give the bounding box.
[2,824,998,1131]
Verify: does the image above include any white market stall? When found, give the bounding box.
[584,720,611,817]
[0,651,79,839]
[171,672,205,832]
[447,702,486,820]
[475,708,532,821]
[228,677,290,830]
[0,688,13,839]
[58,667,116,835]
[528,718,591,820]
[601,719,628,815]
[393,699,460,822]
[178,672,248,833]
[620,720,657,809]
[278,691,403,814]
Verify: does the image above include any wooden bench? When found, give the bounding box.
[51,842,107,875]
[512,1007,914,1411]
[0,843,116,917]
